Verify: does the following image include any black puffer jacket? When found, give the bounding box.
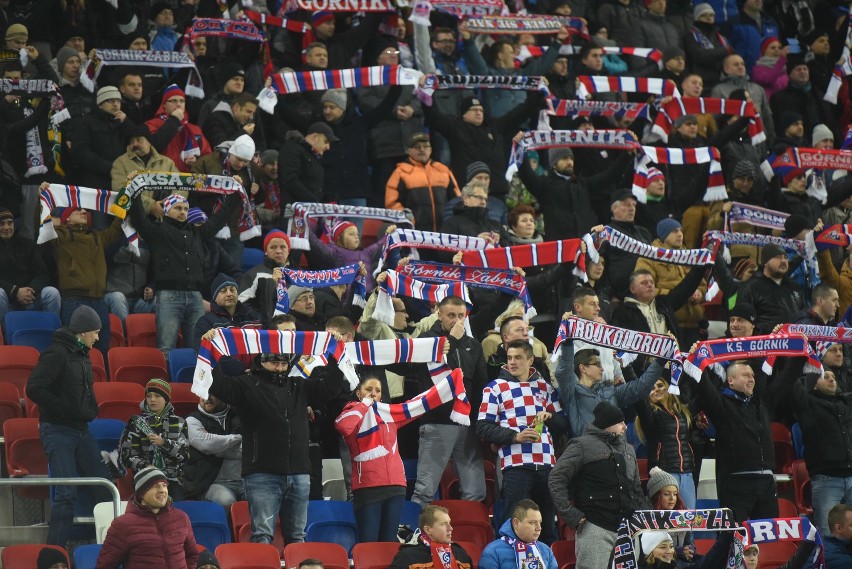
[26,328,99,430]
[441,202,501,238]
[0,232,50,298]
[736,272,804,335]
[635,399,695,474]
[279,134,325,203]
[209,358,346,476]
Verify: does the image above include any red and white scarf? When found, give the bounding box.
[460,238,586,280]
[285,202,411,250]
[559,45,663,68]
[652,97,766,145]
[242,9,309,32]
[542,99,649,121]
[339,366,469,461]
[460,15,565,34]
[374,269,471,328]
[576,76,680,99]
[421,535,460,569]
[633,145,726,203]
[82,49,204,99]
[375,228,491,273]
[283,0,395,10]
[418,74,545,107]
[409,0,506,25]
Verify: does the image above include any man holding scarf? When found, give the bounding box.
[479,500,558,569]
[737,244,803,334]
[389,505,473,569]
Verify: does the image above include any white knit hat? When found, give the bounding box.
[640,531,673,556]
[230,134,256,161]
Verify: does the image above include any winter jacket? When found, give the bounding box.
[601,219,654,299]
[519,153,632,241]
[636,12,683,51]
[389,541,473,569]
[555,340,665,436]
[145,108,211,172]
[549,424,650,531]
[335,399,410,492]
[202,100,265,150]
[423,91,544,198]
[770,82,839,142]
[419,320,488,424]
[119,402,189,483]
[110,147,178,200]
[442,203,502,238]
[778,369,852,478]
[70,108,137,188]
[279,135,325,203]
[684,23,731,90]
[303,231,386,292]
[193,301,263,374]
[752,56,788,100]
[0,85,55,179]
[358,85,424,161]
[596,0,644,46]
[239,255,290,325]
[385,158,460,232]
[106,246,151,299]
[95,498,198,569]
[0,232,50,299]
[824,536,852,569]
[129,193,239,292]
[184,404,242,499]
[55,219,125,299]
[208,359,346,476]
[191,150,263,237]
[27,328,99,430]
[817,251,852,316]
[635,399,696,474]
[736,272,804,334]
[635,239,707,329]
[479,519,558,569]
[322,12,382,70]
[723,11,780,71]
[710,74,775,144]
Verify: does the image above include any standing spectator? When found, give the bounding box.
[484,314,552,384]
[549,402,649,569]
[202,92,263,150]
[308,12,382,70]
[795,283,839,326]
[598,196,654,299]
[638,0,683,51]
[770,57,839,140]
[256,150,281,232]
[596,0,644,47]
[710,54,775,143]
[751,37,788,100]
[184,395,245,508]
[239,230,293,326]
[477,340,568,543]
[825,504,852,568]
[685,4,731,92]
[129,191,241,354]
[26,305,113,549]
[149,3,180,52]
[278,122,338,204]
[208,346,347,544]
[145,85,211,172]
[389,505,474,569]
[479,500,558,569]
[385,132,460,232]
[724,0,780,71]
[442,183,502,239]
[96,467,198,569]
[117,72,152,126]
[412,296,487,508]
[197,61,246,127]
[52,47,94,124]
[737,245,804,334]
[119,379,189,500]
[0,207,60,320]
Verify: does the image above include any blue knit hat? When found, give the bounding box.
[656,218,682,241]
[187,207,207,224]
[211,273,238,301]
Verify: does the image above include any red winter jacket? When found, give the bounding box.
[95,498,198,569]
[335,400,411,492]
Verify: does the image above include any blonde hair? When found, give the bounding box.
[634,377,692,444]
[493,299,527,331]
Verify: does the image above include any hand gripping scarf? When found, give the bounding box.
[808,225,852,257]
[408,0,506,25]
[272,264,367,315]
[540,99,649,126]
[401,260,535,319]
[610,509,744,569]
[338,366,469,461]
[633,146,726,203]
[193,329,344,398]
[826,17,852,104]
[38,184,140,253]
[374,269,471,327]
[558,44,663,69]
[576,75,680,100]
[257,65,422,113]
[585,226,715,267]
[725,202,789,231]
[460,15,566,34]
[286,202,412,250]
[375,228,491,274]
[111,172,260,241]
[0,79,65,178]
[743,518,825,569]
[459,238,587,281]
[652,97,766,145]
[762,147,852,180]
[418,74,545,107]
[506,129,640,181]
[81,49,204,99]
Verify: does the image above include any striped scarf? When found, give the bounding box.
[374,269,470,327]
[185,17,264,43]
[340,367,469,461]
[286,202,411,250]
[576,76,680,100]
[743,518,824,569]
[461,15,565,34]
[111,172,260,241]
[408,0,507,22]
[273,264,367,315]
[242,10,309,32]
[284,0,395,10]
[726,202,788,231]
[501,537,543,569]
[192,329,345,398]
[401,260,535,318]
[257,66,422,113]
[418,74,545,107]
[0,49,25,66]
[543,99,649,121]
[559,45,663,68]
[586,226,715,267]
[459,238,586,279]
[633,145,726,203]
[652,97,766,145]
[689,26,730,50]
[826,17,852,104]
[762,147,852,178]
[81,49,204,99]
[1,79,65,178]
[768,323,852,373]
[37,184,140,253]
[553,317,681,369]
[506,129,640,181]
[375,228,491,273]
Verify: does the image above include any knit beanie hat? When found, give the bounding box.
[548,147,574,164]
[693,3,714,20]
[96,85,121,105]
[782,168,807,186]
[287,286,312,309]
[36,547,67,569]
[312,10,334,26]
[230,134,256,161]
[777,111,803,135]
[211,273,238,301]
[263,229,291,252]
[69,305,102,334]
[812,124,834,146]
[260,149,278,165]
[784,214,811,238]
[656,218,682,241]
[0,207,12,222]
[592,401,625,429]
[760,244,786,265]
[187,207,208,224]
[5,23,28,43]
[321,88,347,110]
[162,193,188,215]
[466,161,491,182]
[161,84,186,105]
[134,466,168,495]
[732,160,756,179]
[730,302,757,323]
[760,36,780,56]
[646,167,664,183]
[331,220,356,243]
[60,207,84,225]
[732,258,757,281]
[55,46,78,74]
[646,466,679,499]
[196,549,221,568]
[639,531,674,557]
[145,378,171,403]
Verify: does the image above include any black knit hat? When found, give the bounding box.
[69,305,102,334]
[37,547,68,569]
[196,549,221,568]
[729,302,756,323]
[592,401,625,429]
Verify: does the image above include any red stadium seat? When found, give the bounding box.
[352,542,401,569]
[456,540,483,569]
[170,382,199,418]
[0,381,23,428]
[90,347,108,382]
[551,539,576,569]
[432,499,490,525]
[93,382,145,421]
[0,345,39,395]
[792,459,813,515]
[777,497,799,517]
[771,422,795,475]
[108,347,168,385]
[284,542,349,569]
[125,313,158,348]
[231,500,251,541]
[110,313,125,348]
[216,543,281,569]
[451,521,494,556]
[237,523,286,556]
[1,544,69,569]
[3,417,48,498]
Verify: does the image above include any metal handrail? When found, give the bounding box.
[0,477,121,518]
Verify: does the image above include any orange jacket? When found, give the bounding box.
[385,159,459,232]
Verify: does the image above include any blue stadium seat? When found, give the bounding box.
[173,500,231,552]
[168,348,198,383]
[4,311,61,351]
[73,543,101,569]
[401,500,421,529]
[307,499,356,526]
[305,520,359,554]
[89,419,126,453]
[242,247,265,272]
[792,422,804,459]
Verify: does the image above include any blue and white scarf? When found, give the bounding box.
[273,264,367,315]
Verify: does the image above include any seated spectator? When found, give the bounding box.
[119,379,189,500]
[36,547,68,569]
[96,467,198,569]
[389,505,473,569]
[279,122,338,204]
[145,85,211,172]
[635,531,735,568]
[442,182,501,239]
[825,504,852,568]
[479,500,558,569]
[196,550,220,569]
[0,207,60,320]
[184,395,244,508]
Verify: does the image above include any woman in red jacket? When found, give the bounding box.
[336,375,412,543]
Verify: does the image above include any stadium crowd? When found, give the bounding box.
[6,0,852,566]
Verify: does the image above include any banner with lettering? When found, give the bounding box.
[726,202,789,231]
[81,49,204,98]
